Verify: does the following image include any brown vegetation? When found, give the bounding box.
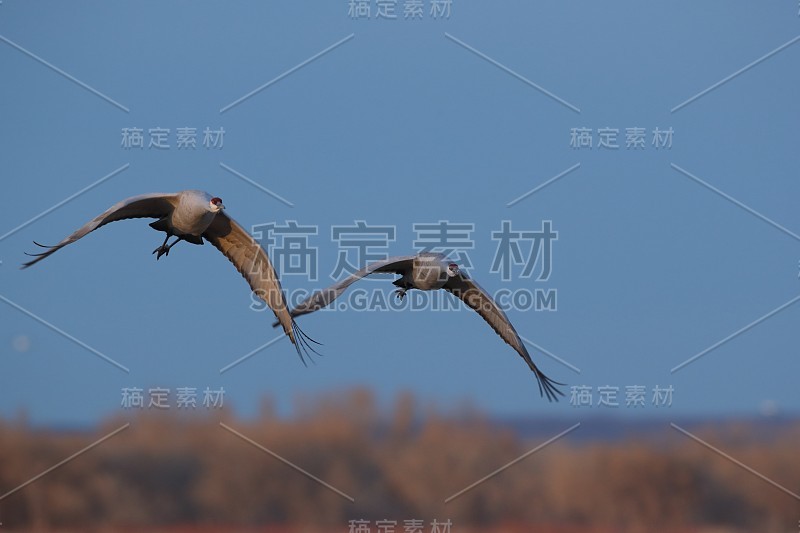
[0,388,798,532]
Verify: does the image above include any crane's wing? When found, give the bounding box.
[21,193,179,269]
[273,255,417,324]
[203,211,317,362]
[443,273,564,401]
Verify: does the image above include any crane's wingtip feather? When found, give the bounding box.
[22,242,59,268]
[291,320,323,365]
[533,369,565,403]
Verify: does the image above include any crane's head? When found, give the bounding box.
[210,197,225,212]
[447,262,460,277]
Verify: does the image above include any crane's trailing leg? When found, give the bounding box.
[152,235,182,260]
[152,234,171,259]
[392,279,412,300]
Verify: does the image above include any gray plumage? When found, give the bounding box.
[22,190,315,360]
[277,252,563,401]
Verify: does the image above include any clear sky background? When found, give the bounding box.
[1,1,799,427]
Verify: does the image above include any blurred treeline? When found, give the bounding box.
[0,387,798,532]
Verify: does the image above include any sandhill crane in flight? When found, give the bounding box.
[276,252,564,401]
[22,189,316,360]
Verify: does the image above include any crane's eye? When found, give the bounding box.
[211,197,223,206]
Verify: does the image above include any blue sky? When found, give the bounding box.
[1,1,799,426]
